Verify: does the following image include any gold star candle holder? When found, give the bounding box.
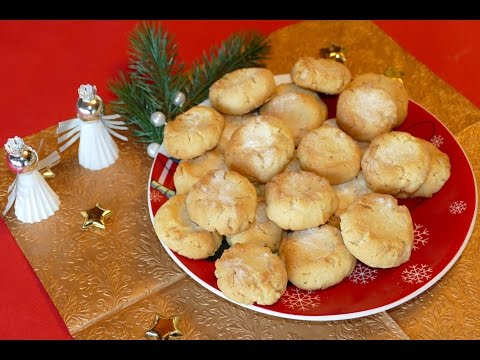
[80,203,112,230]
[320,44,347,64]
[145,314,183,340]
[384,66,405,84]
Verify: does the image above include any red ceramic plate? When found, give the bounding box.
[148,75,477,321]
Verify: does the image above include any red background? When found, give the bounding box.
[0,20,478,339]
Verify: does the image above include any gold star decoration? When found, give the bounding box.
[145,314,183,340]
[320,44,347,64]
[384,66,405,84]
[41,168,56,179]
[80,203,112,230]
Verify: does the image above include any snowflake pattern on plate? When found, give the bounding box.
[150,189,163,203]
[430,134,444,147]
[280,287,321,310]
[401,264,433,284]
[449,200,467,215]
[413,223,429,251]
[348,263,378,284]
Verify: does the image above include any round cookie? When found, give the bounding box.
[350,73,409,127]
[260,92,328,145]
[173,149,227,194]
[336,85,398,142]
[396,138,451,198]
[275,82,321,100]
[340,193,414,268]
[164,105,224,159]
[225,115,295,183]
[278,225,356,290]
[186,169,257,236]
[323,118,370,155]
[226,202,284,252]
[209,68,276,115]
[291,57,352,95]
[297,125,362,185]
[215,243,288,305]
[153,194,222,260]
[333,171,373,216]
[216,113,254,154]
[361,131,431,194]
[265,171,338,231]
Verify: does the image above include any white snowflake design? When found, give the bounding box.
[401,264,433,284]
[449,200,467,215]
[280,287,321,311]
[348,263,378,284]
[413,223,429,250]
[430,134,444,147]
[150,189,163,203]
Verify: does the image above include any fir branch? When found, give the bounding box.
[109,22,270,144]
[180,31,270,115]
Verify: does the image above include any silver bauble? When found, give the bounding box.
[172,91,186,107]
[147,142,160,158]
[77,84,104,121]
[4,136,38,174]
[150,112,166,127]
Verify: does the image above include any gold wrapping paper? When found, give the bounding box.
[74,278,408,340]
[0,127,186,334]
[1,20,479,339]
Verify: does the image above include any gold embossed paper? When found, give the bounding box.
[1,20,479,339]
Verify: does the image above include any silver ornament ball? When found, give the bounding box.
[4,136,38,174]
[147,142,160,158]
[77,84,104,121]
[150,111,166,127]
[173,91,186,107]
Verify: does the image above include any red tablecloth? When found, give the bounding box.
[0,20,478,339]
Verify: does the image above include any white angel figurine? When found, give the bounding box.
[57,84,128,170]
[3,136,60,223]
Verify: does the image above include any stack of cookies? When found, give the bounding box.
[153,58,451,307]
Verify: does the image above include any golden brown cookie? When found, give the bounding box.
[224,115,295,183]
[265,171,338,230]
[153,194,222,260]
[216,113,254,154]
[275,82,321,100]
[215,243,288,305]
[279,225,356,290]
[209,68,276,115]
[291,57,352,94]
[226,202,283,252]
[323,118,370,155]
[186,170,257,236]
[396,139,451,198]
[336,85,397,142]
[333,171,373,216]
[164,105,224,159]
[260,92,328,146]
[173,149,227,194]
[340,193,413,268]
[350,73,409,127]
[297,125,362,185]
[361,131,431,194]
